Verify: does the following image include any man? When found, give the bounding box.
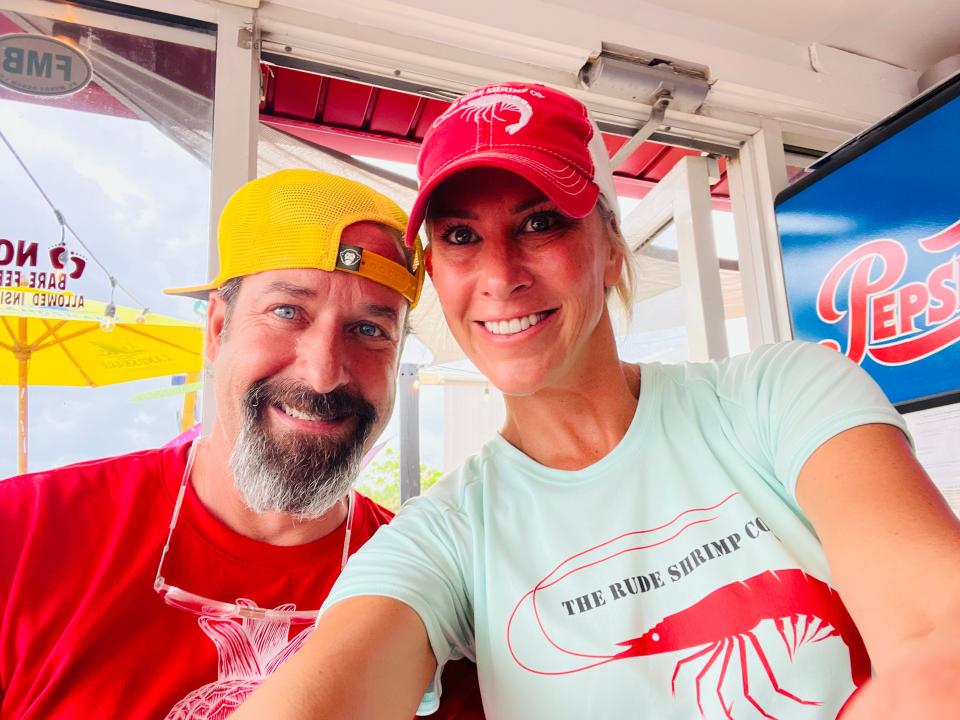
[0,170,480,719]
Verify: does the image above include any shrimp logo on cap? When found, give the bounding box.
[433,88,536,136]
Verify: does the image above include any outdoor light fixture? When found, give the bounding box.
[579,43,710,111]
[580,43,711,169]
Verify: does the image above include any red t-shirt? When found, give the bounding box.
[0,444,482,719]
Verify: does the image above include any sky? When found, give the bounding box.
[0,96,210,478]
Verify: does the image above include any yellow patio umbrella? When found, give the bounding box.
[0,288,203,474]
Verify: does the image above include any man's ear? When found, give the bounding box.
[205,290,226,363]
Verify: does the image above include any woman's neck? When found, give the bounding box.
[499,336,640,471]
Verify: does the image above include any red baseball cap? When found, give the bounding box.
[405,82,619,247]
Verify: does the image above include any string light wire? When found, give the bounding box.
[0,126,149,312]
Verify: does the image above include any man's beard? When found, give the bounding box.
[229,378,376,519]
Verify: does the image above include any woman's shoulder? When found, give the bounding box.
[636,341,861,418]
[415,441,498,515]
[648,341,840,387]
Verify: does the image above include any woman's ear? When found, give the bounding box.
[601,214,625,289]
[424,246,433,277]
[604,246,625,289]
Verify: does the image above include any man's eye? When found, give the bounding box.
[273,306,297,320]
[356,322,384,338]
[522,211,558,233]
[441,225,478,245]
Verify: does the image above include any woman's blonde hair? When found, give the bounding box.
[595,195,637,319]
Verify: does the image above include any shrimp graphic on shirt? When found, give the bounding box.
[165,599,312,719]
[505,493,870,719]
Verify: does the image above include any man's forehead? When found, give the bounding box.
[341,221,407,266]
[241,266,406,317]
[247,267,395,296]
[223,220,411,306]
[260,275,401,320]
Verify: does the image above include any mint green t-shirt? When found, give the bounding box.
[325,342,909,719]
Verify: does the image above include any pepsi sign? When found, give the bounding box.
[776,76,960,411]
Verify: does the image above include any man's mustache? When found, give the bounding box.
[245,378,376,425]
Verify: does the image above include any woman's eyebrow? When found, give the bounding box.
[510,194,549,214]
[429,194,549,219]
[429,207,477,220]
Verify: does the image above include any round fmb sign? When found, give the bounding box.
[0,33,92,96]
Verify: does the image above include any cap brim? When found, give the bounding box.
[405,149,600,247]
[163,282,217,301]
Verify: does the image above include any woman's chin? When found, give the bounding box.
[480,365,551,399]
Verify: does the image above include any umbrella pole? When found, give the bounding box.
[180,371,200,433]
[16,318,28,475]
[18,358,27,475]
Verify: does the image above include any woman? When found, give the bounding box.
[234,83,960,719]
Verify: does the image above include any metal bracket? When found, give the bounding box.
[237,24,258,51]
[705,155,722,185]
[610,90,672,169]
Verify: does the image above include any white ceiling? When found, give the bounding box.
[639,0,960,72]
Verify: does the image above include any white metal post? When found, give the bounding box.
[727,118,792,347]
[202,4,260,433]
[673,156,729,360]
[620,155,729,361]
[399,364,421,504]
[209,3,259,273]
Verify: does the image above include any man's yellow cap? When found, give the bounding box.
[165,169,424,307]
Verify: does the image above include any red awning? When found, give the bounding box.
[259,66,733,206]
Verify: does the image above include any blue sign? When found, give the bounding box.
[776,78,960,410]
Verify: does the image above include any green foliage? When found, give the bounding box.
[356,447,442,512]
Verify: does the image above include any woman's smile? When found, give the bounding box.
[479,309,556,336]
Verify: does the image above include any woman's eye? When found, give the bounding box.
[356,322,384,338]
[522,212,558,233]
[442,225,478,245]
[273,306,297,320]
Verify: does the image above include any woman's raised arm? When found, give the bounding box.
[230,596,436,720]
[796,422,960,718]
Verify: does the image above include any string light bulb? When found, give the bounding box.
[100,276,119,332]
[51,219,69,287]
[100,302,117,333]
